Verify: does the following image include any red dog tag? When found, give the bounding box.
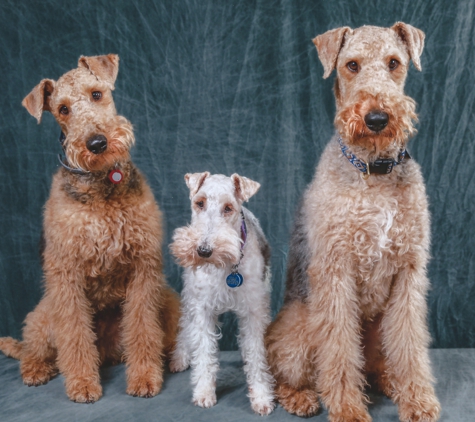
[108,169,123,184]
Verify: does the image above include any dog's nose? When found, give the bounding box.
[86,135,108,154]
[364,111,389,132]
[197,245,213,258]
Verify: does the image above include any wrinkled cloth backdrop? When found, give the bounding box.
[0,0,473,349]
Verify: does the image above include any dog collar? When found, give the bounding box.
[57,131,123,183]
[226,211,247,288]
[338,137,410,180]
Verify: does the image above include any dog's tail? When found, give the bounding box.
[0,337,23,360]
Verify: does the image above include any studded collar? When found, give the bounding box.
[338,137,410,180]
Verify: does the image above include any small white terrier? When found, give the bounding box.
[170,172,275,415]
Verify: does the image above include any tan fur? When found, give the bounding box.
[266,24,440,422]
[0,55,180,403]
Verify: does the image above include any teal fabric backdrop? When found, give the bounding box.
[0,0,473,349]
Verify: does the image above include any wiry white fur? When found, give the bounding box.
[170,173,275,416]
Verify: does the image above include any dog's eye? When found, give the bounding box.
[92,91,102,101]
[347,61,359,73]
[196,201,204,209]
[224,205,233,214]
[388,59,399,71]
[59,105,69,115]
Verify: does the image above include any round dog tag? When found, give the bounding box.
[226,272,243,288]
[108,169,123,184]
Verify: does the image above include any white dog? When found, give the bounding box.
[169,172,275,416]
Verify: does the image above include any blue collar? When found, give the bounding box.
[338,137,410,180]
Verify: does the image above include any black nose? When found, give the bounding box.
[86,135,107,154]
[197,245,213,258]
[364,111,389,132]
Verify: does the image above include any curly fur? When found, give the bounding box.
[170,173,275,416]
[0,55,180,404]
[266,23,440,422]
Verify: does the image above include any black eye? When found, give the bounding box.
[389,59,399,71]
[347,61,359,73]
[196,201,204,209]
[224,205,233,214]
[92,91,102,101]
[59,105,69,115]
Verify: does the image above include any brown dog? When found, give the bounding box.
[0,55,180,403]
[266,24,440,422]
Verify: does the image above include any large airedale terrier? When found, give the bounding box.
[0,55,180,403]
[266,23,441,421]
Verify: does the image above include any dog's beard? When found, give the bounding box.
[65,117,135,172]
[170,224,242,268]
[335,92,417,154]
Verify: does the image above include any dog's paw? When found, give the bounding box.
[127,375,162,398]
[276,383,320,417]
[251,397,275,416]
[398,386,441,422]
[66,378,102,403]
[169,357,189,373]
[21,361,57,387]
[329,407,372,422]
[193,384,217,408]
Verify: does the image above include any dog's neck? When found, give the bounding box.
[60,160,142,204]
[337,136,410,179]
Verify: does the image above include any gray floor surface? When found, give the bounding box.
[0,349,473,421]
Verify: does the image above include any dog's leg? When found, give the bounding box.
[20,296,58,386]
[266,301,320,416]
[236,295,275,415]
[183,287,220,408]
[309,264,371,422]
[381,267,441,422]
[48,271,102,403]
[122,263,165,398]
[169,308,192,373]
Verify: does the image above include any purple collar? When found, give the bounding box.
[240,210,247,251]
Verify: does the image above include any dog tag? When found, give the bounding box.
[108,169,123,184]
[226,272,243,288]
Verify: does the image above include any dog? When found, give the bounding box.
[265,23,441,422]
[0,54,180,403]
[169,172,275,415]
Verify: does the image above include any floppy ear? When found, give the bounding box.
[22,79,55,124]
[78,54,119,89]
[184,172,210,198]
[391,22,425,71]
[313,26,352,79]
[231,174,260,202]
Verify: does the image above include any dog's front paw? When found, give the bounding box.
[249,384,275,416]
[127,374,163,398]
[66,378,102,403]
[169,356,189,373]
[398,385,441,422]
[21,360,57,386]
[193,385,217,408]
[329,407,372,422]
[276,383,320,417]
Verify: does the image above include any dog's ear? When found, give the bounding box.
[22,79,55,124]
[185,172,210,198]
[231,174,260,202]
[313,27,352,79]
[78,54,120,89]
[391,22,425,71]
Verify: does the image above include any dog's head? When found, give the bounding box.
[170,172,260,268]
[314,23,424,154]
[22,54,134,172]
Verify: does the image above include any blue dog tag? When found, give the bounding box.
[226,272,243,288]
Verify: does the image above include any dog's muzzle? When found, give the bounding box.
[197,245,213,258]
[364,111,389,132]
[86,135,108,154]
